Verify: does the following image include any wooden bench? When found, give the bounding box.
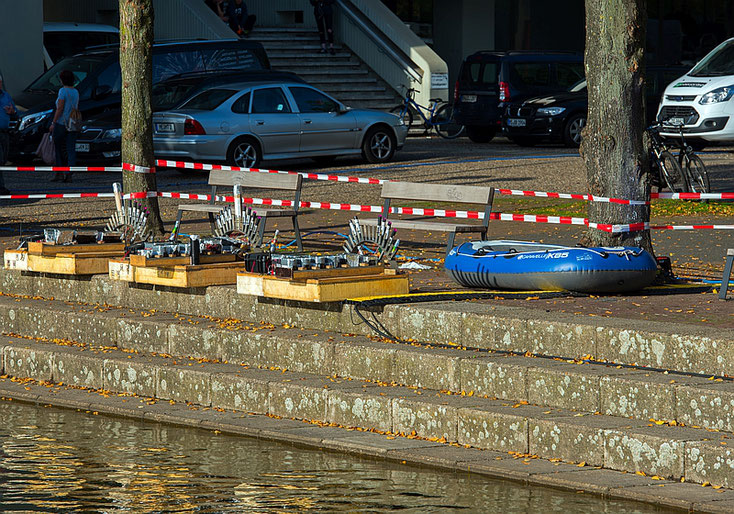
[361,181,494,256]
[175,169,303,251]
[720,248,734,300]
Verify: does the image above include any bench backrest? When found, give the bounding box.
[208,169,302,211]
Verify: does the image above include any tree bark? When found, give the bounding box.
[581,0,651,251]
[119,0,164,234]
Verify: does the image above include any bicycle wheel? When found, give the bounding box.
[432,103,465,139]
[682,153,710,193]
[658,151,687,192]
[390,104,414,129]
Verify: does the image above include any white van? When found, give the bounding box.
[43,22,119,70]
[657,37,734,142]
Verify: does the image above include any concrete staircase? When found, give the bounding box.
[253,27,401,111]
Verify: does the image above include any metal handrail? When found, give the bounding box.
[335,0,424,84]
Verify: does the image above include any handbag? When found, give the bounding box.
[66,107,82,132]
[35,133,55,165]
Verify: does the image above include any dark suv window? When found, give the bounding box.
[509,62,551,87]
[153,50,205,83]
[201,48,264,72]
[460,62,498,87]
[556,62,585,90]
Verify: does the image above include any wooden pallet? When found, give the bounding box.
[4,243,126,275]
[237,266,409,303]
[109,257,243,288]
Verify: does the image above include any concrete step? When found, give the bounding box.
[255,35,321,42]
[261,43,346,51]
[277,68,369,77]
[270,59,362,68]
[4,334,734,489]
[308,76,378,85]
[320,85,387,94]
[267,51,353,59]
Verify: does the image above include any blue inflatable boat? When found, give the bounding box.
[445,240,658,293]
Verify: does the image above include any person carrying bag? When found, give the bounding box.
[49,69,80,182]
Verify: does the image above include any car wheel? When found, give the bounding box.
[466,126,495,144]
[227,136,261,168]
[362,125,396,164]
[508,136,537,147]
[563,113,586,147]
[311,156,337,166]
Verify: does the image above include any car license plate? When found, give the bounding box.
[507,118,526,127]
[155,123,175,133]
[666,117,685,127]
[75,143,90,152]
[461,94,477,103]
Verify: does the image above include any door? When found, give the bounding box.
[248,86,300,155]
[288,86,357,152]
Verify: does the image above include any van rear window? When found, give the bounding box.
[460,62,498,87]
[509,63,551,87]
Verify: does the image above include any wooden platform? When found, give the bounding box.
[109,257,243,288]
[237,266,409,303]
[4,243,126,275]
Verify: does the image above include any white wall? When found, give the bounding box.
[0,0,44,96]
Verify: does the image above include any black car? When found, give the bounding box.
[502,66,690,147]
[75,69,308,164]
[11,39,270,162]
[453,51,584,143]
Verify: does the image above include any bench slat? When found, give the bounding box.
[382,181,493,205]
[178,204,225,213]
[361,218,485,232]
[209,169,302,190]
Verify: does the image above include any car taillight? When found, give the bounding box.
[184,118,206,135]
[499,81,510,102]
[454,80,460,103]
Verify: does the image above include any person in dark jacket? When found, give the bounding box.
[310,0,336,54]
[227,0,256,37]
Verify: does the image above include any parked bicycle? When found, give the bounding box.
[646,123,688,193]
[390,87,465,139]
[664,121,710,193]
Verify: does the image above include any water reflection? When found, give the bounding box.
[0,401,660,513]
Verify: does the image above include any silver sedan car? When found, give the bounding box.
[153,81,408,167]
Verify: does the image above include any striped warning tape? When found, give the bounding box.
[0,166,122,172]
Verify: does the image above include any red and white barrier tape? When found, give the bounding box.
[0,166,122,172]
[0,192,115,200]
[652,192,734,200]
[122,163,155,174]
[497,188,650,206]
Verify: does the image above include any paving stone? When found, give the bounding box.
[157,365,211,405]
[331,339,395,382]
[529,467,667,494]
[260,334,334,375]
[323,432,438,456]
[685,440,734,489]
[392,393,484,441]
[457,404,529,452]
[677,381,734,433]
[384,444,505,470]
[605,424,707,479]
[218,329,268,365]
[487,315,529,353]
[397,303,466,345]
[117,315,171,354]
[268,378,330,421]
[168,322,225,361]
[3,343,54,381]
[529,414,646,467]
[458,303,498,348]
[394,345,460,391]
[525,318,597,360]
[612,483,734,512]
[327,385,395,432]
[53,348,105,389]
[527,359,606,412]
[600,370,688,421]
[460,453,585,482]
[103,356,159,397]
[459,354,528,401]
[210,370,270,414]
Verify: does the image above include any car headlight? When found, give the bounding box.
[18,109,52,131]
[536,107,566,116]
[102,128,122,139]
[699,86,734,105]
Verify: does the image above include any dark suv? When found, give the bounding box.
[453,51,584,143]
[11,39,269,162]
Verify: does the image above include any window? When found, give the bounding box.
[289,87,338,113]
[181,89,238,110]
[94,62,122,94]
[201,48,264,72]
[27,55,108,93]
[43,31,119,64]
[461,62,498,86]
[251,87,291,113]
[510,63,551,87]
[152,81,200,111]
[152,50,205,83]
[231,92,251,114]
[556,63,584,90]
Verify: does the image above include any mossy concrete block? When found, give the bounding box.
[261,335,333,375]
[210,371,270,413]
[331,340,395,381]
[283,300,349,334]
[168,323,223,360]
[460,305,498,349]
[459,355,527,400]
[676,382,734,432]
[490,316,530,353]
[525,319,596,359]
[32,274,91,303]
[90,274,129,306]
[157,366,211,405]
[527,360,604,413]
[369,304,401,339]
[397,304,465,345]
[103,358,158,397]
[117,316,170,354]
[394,346,460,391]
[327,387,393,432]
[601,371,689,421]
[685,440,734,488]
[392,395,471,441]
[0,269,34,296]
[268,379,329,421]
[54,349,104,389]
[604,425,701,479]
[219,330,267,366]
[3,345,54,381]
[457,405,528,452]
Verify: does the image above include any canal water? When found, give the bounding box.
[0,401,661,513]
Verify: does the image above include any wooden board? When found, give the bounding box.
[27,242,125,256]
[108,259,135,282]
[109,259,243,288]
[237,270,409,303]
[26,251,122,275]
[129,253,236,268]
[4,250,29,271]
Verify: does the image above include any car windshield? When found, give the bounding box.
[152,80,201,111]
[181,89,238,110]
[569,79,587,92]
[689,39,734,77]
[27,54,108,93]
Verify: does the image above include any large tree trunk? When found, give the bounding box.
[581,0,651,251]
[119,0,164,234]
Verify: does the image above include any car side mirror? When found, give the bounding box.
[336,104,349,115]
[92,85,113,100]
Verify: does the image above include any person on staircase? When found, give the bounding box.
[311,0,336,55]
[227,0,256,37]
